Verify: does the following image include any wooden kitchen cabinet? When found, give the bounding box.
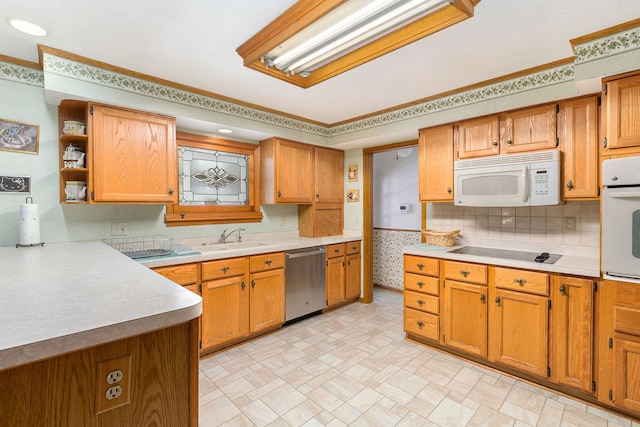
[260,137,314,204]
[601,72,640,155]
[418,124,454,202]
[442,261,488,357]
[488,267,550,378]
[313,146,344,203]
[249,252,285,333]
[58,100,177,204]
[153,262,200,295]
[89,103,177,203]
[499,103,558,154]
[200,257,249,350]
[403,254,440,341]
[298,146,344,237]
[550,275,595,394]
[455,115,500,159]
[326,242,361,308]
[558,96,600,199]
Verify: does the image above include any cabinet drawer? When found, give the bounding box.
[404,255,439,276]
[250,252,285,273]
[404,273,439,295]
[493,267,549,296]
[202,257,247,281]
[153,263,199,286]
[327,243,345,259]
[404,307,439,341]
[445,261,487,285]
[405,290,439,314]
[615,307,640,338]
[346,241,361,255]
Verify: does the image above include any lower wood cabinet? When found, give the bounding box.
[443,280,487,357]
[326,241,361,308]
[249,266,285,333]
[403,254,440,341]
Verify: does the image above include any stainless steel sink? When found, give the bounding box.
[448,246,562,264]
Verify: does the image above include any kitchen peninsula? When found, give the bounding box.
[0,241,202,427]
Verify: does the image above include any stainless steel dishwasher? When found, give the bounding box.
[285,246,326,324]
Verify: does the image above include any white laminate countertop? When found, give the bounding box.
[403,239,601,278]
[138,233,363,269]
[0,241,202,371]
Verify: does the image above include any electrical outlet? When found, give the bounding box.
[106,369,123,384]
[96,355,131,414]
[111,222,127,236]
[564,217,576,231]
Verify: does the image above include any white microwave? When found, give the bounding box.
[453,149,561,207]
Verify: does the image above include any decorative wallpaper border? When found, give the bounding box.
[0,61,43,87]
[2,22,638,138]
[574,26,640,64]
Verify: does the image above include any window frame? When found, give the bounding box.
[165,131,262,226]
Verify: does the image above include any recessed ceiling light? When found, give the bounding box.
[218,129,234,134]
[9,19,47,37]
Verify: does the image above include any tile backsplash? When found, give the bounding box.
[428,201,600,247]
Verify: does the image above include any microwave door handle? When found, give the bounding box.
[609,191,640,198]
[522,166,529,203]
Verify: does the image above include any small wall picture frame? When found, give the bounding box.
[347,189,359,202]
[348,165,358,182]
[0,118,39,155]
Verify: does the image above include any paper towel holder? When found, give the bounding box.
[16,197,45,248]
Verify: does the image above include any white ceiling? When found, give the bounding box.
[1,0,639,127]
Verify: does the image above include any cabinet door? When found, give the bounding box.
[603,74,640,150]
[456,115,500,159]
[489,288,549,377]
[90,104,177,203]
[326,256,345,306]
[418,125,454,201]
[345,253,361,300]
[443,281,487,357]
[551,276,594,393]
[249,269,285,333]
[500,104,557,154]
[613,338,640,413]
[314,147,344,203]
[276,139,314,203]
[201,275,249,349]
[558,97,599,199]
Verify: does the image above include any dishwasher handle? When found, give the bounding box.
[285,246,326,259]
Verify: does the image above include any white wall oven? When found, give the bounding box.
[602,156,640,283]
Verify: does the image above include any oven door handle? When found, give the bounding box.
[608,191,640,198]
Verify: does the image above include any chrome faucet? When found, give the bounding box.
[218,227,245,243]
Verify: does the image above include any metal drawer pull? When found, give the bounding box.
[265,259,272,266]
[221,266,229,273]
[459,269,470,277]
[495,296,501,306]
[559,283,566,295]
[417,281,425,288]
[417,299,425,306]
[480,294,486,303]
[417,263,425,270]
[492,139,498,147]
[417,321,425,328]
[241,281,245,290]
[514,278,527,286]
[251,280,255,288]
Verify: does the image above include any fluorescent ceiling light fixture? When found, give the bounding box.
[237,0,478,88]
[9,19,47,37]
[217,128,234,134]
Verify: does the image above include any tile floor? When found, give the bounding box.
[198,287,639,427]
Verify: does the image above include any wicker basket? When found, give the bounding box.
[421,229,460,247]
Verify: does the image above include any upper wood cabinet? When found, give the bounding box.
[418,124,454,202]
[499,103,558,154]
[260,137,314,204]
[602,72,640,155]
[314,146,344,203]
[558,96,599,199]
[90,103,177,203]
[456,115,500,159]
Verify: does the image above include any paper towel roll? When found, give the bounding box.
[19,202,41,246]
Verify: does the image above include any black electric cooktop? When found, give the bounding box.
[448,246,562,264]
